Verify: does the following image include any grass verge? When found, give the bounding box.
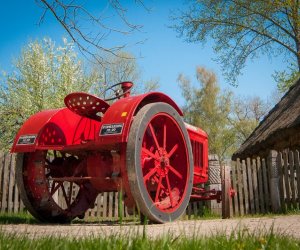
[0,226,300,250]
[0,212,38,224]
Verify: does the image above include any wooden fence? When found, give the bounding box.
[6,149,298,219]
[230,150,300,216]
[0,152,205,220]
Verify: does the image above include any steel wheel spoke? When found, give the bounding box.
[149,123,160,152]
[163,124,167,150]
[144,167,157,182]
[50,181,55,194]
[155,175,163,202]
[51,181,61,196]
[153,175,166,189]
[168,165,183,179]
[61,184,71,209]
[142,147,159,161]
[165,174,173,207]
[68,182,73,205]
[167,144,178,158]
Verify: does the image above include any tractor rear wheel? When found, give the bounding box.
[127,103,194,223]
[16,150,98,223]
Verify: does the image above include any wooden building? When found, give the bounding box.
[230,77,300,215]
[232,77,300,160]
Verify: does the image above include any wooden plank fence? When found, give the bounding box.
[4,149,298,219]
[230,150,300,216]
[0,153,205,220]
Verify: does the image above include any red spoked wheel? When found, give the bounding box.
[127,103,194,223]
[16,151,98,223]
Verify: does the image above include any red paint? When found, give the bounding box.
[11,108,102,152]
[185,123,209,184]
[121,81,133,98]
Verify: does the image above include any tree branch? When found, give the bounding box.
[200,17,297,57]
[231,0,297,40]
[38,0,144,64]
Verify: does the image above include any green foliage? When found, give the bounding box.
[229,96,270,146]
[173,0,300,86]
[0,38,95,150]
[178,67,270,162]
[178,67,235,162]
[273,62,300,93]
[0,39,160,150]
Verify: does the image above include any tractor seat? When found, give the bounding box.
[64,92,110,120]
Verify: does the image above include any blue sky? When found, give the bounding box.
[0,1,286,107]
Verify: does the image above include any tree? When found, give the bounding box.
[0,38,159,150]
[0,38,94,150]
[173,0,300,89]
[37,0,146,63]
[178,66,271,162]
[273,62,300,93]
[90,51,140,97]
[178,66,235,162]
[90,51,159,97]
[229,96,270,146]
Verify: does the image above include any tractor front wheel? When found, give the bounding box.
[127,103,194,223]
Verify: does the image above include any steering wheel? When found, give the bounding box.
[102,82,133,101]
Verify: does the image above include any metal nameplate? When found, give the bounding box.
[17,134,37,145]
[100,123,124,136]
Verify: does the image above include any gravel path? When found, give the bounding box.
[1,215,300,239]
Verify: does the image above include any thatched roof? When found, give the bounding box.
[232,77,300,160]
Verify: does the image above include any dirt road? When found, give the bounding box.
[1,215,300,239]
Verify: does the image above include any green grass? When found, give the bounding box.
[0,212,38,224]
[1,207,300,225]
[0,227,300,250]
[1,212,300,249]
[230,208,300,220]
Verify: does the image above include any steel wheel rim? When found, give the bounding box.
[127,103,194,223]
[23,150,96,221]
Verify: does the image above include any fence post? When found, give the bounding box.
[208,154,221,215]
[268,150,281,212]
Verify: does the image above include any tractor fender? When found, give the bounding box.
[11,108,101,153]
[98,92,183,145]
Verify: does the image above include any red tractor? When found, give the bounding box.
[11,82,231,223]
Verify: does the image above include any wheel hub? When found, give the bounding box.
[158,148,169,167]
